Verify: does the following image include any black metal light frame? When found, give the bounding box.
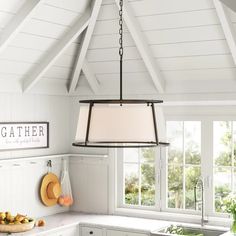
[72,99,169,148]
[72,0,169,148]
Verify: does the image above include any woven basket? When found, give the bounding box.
[0,220,35,233]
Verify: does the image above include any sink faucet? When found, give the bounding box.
[194,178,208,227]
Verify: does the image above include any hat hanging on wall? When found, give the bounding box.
[40,160,62,207]
[40,173,61,207]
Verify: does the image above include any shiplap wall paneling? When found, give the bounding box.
[0,93,70,159]
[84,0,236,96]
[0,0,87,93]
[69,156,109,214]
[0,156,68,218]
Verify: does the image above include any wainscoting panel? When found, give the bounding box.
[0,155,69,218]
[69,155,109,214]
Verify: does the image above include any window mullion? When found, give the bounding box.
[161,145,168,212]
[183,121,186,210]
[138,149,141,206]
[231,121,234,193]
[116,148,124,207]
[202,120,214,217]
[155,147,161,211]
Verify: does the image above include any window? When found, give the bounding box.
[116,119,236,218]
[166,121,201,210]
[123,148,156,207]
[214,121,236,213]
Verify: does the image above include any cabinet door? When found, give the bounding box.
[106,229,148,236]
[125,232,149,236]
[81,226,103,236]
[106,229,123,236]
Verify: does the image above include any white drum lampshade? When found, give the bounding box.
[73,100,168,148]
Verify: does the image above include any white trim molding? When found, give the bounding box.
[214,0,236,65]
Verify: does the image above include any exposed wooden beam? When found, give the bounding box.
[0,0,43,54]
[69,0,103,94]
[214,0,236,65]
[219,0,236,12]
[114,0,165,93]
[81,59,100,94]
[23,10,91,92]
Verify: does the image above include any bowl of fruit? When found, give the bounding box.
[0,212,35,233]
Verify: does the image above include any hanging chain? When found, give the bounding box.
[119,0,123,101]
[119,0,123,60]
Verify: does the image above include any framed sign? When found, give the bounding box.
[0,122,49,151]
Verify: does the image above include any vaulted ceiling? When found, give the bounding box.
[1,0,236,104]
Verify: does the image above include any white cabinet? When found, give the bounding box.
[80,225,149,236]
[81,226,103,236]
[106,229,148,236]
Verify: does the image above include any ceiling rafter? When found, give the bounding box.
[114,0,165,93]
[219,0,236,12]
[81,59,100,94]
[0,0,43,55]
[214,0,236,65]
[23,9,91,92]
[69,0,103,94]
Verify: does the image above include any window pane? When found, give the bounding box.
[185,122,201,165]
[214,167,231,213]
[141,148,155,163]
[214,121,232,166]
[141,163,155,206]
[185,166,201,210]
[124,149,139,163]
[124,164,139,205]
[168,165,183,209]
[167,121,183,164]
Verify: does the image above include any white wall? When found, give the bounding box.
[0,93,71,159]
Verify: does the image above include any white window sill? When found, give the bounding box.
[114,208,231,228]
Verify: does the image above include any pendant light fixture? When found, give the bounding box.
[72,0,169,148]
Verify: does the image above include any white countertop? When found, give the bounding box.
[0,212,169,236]
[0,212,230,236]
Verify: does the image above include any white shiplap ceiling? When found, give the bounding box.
[0,0,236,104]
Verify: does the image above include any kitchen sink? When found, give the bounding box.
[152,225,227,236]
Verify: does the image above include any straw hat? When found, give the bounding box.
[40,173,61,206]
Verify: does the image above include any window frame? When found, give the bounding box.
[161,118,202,215]
[116,115,236,219]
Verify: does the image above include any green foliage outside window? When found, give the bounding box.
[214,121,235,213]
[125,148,155,206]
[167,121,201,210]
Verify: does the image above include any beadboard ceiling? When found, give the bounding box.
[1,0,236,104]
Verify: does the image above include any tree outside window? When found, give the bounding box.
[124,148,155,206]
[166,121,201,210]
[214,121,236,213]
